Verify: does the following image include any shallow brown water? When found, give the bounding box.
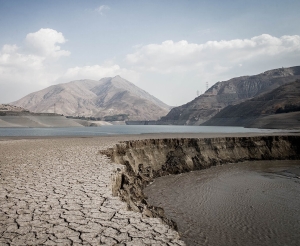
[144,160,300,246]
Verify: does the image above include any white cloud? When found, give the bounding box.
[0,28,71,103]
[124,34,300,105]
[25,28,70,58]
[0,28,140,103]
[0,44,61,102]
[2,44,18,53]
[0,44,44,71]
[126,34,300,74]
[95,5,110,15]
[1,30,299,106]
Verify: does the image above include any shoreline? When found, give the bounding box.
[102,135,300,244]
[1,130,300,141]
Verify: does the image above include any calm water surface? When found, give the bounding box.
[0,125,288,137]
[145,160,300,246]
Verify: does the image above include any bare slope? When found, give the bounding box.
[0,115,84,128]
[0,104,29,112]
[161,66,300,125]
[0,104,86,127]
[11,76,170,121]
[203,80,300,128]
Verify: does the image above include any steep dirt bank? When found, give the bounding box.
[101,136,300,229]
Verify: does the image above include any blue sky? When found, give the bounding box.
[1,0,300,105]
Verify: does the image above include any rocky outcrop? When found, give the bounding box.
[203,80,300,128]
[160,66,300,125]
[101,136,300,228]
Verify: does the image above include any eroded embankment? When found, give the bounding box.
[101,136,300,229]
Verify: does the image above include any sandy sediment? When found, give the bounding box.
[144,160,300,246]
[101,135,300,232]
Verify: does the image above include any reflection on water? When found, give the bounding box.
[144,160,300,246]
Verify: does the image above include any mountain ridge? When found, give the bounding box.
[11,76,171,121]
[160,66,300,125]
[202,79,300,128]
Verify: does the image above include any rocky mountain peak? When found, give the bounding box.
[11,76,170,121]
[160,65,300,125]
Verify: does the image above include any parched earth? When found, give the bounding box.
[0,137,185,245]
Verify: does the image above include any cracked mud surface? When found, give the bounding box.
[0,137,184,245]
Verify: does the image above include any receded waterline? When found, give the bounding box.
[102,136,300,245]
[144,160,300,246]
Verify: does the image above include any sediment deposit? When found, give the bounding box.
[1,134,299,245]
[102,136,300,230]
[144,160,300,246]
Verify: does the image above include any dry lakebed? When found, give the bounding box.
[0,132,300,245]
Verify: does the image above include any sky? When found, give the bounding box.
[0,0,300,106]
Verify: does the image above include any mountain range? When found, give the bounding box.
[203,79,300,128]
[160,66,300,125]
[9,65,300,128]
[11,76,171,121]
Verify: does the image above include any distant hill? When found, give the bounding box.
[0,104,29,113]
[202,80,300,129]
[160,66,300,125]
[11,76,171,121]
[0,103,87,127]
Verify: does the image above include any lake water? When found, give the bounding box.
[145,160,300,246]
[0,125,289,137]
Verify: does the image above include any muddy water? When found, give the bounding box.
[144,160,300,246]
